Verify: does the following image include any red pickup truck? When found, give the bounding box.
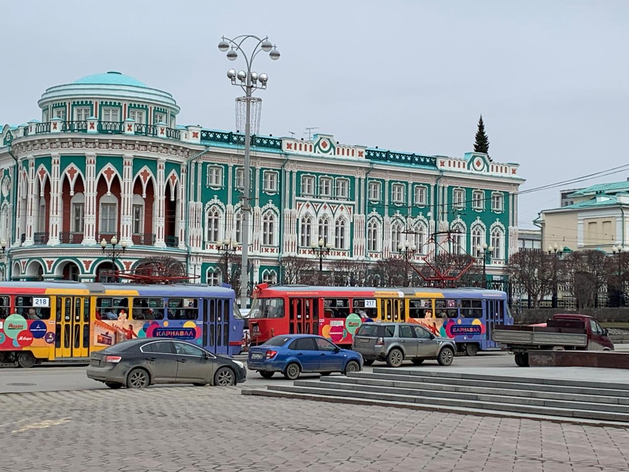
[492,314,614,366]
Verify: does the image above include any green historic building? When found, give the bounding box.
[0,71,524,288]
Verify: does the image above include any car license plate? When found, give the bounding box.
[251,353,264,360]
[360,338,370,343]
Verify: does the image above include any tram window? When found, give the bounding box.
[323,299,350,318]
[96,297,129,320]
[16,296,51,320]
[435,299,459,319]
[250,298,284,319]
[409,299,433,319]
[132,298,164,320]
[353,299,377,319]
[167,298,199,320]
[461,300,483,318]
[0,296,9,319]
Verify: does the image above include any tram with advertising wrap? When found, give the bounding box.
[0,282,243,368]
[248,284,512,355]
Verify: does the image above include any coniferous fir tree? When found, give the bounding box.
[474,115,490,154]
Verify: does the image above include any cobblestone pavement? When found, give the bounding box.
[1,387,629,472]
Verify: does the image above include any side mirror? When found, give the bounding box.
[334,347,341,353]
[204,353,213,359]
[603,328,609,337]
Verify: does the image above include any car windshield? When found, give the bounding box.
[356,324,379,337]
[249,298,284,319]
[264,336,291,347]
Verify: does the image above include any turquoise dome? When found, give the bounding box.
[72,71,147,88]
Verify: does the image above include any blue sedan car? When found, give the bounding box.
[247,334,363,380]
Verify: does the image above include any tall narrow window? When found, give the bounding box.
[336,179,349,199]
[392,184,405,203]
[471,226,484,253]
[391,222,404,252]
[335,218,347,249]
[235,168,244,190]
[451,223,465,255]
[207,208,221,242]
[368,182,381,201]
[71,193,85,233]
[414,186,427,206]
[319,177,331,197]
[453,189,465,208]
[300,215,312,247]
[415,223,427,254]
[235,212,242,243]
[301,176,314,196]
[367,220,379,252]
[99,195,117,234]
[491,228,504,259]
[318,217,330,243]
[208,167,223,187]
[132,195,144,235]
[263,171,278,192]
[262,212,275,245]
[491,192,504,212]
[472,190,484,210]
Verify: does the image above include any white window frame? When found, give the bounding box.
[414,223,427,254]
[99,194,118,234]
[207,208,221,242]
[128,109,145,124]
[300,216,312,247]
[392,184,405,204]
[75,107,91,122]
[154,112,166,124]
[102,107,119,122]
[453,189,465,208]
[391,222,404,251]
[414,185,427,206]
[368,182,381,201]
[318,217,330,243]
[262,212,275,245]
[472,190,484,210]
[451,224,465,255]
[301,175,315,196]
[367,220,380,252]
[491,192,504,212]
[207,166,223,188]
[335,179,349,199]
[71,193,85,233]
[235,168,244,190]
[471,226,485,254]
[319,177,332,197]
[263,171,278,193]
[234,211,242,243]
[491,229,504,260]
[53,108,66,120]
[207,270,221,286]
[335,218,347,249]
[132,194,144,235]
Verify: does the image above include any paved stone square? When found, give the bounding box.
[1,386,628,472]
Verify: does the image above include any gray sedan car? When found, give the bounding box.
[352,322,456,367]
[87,338,247,389]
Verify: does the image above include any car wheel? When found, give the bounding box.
[284,362,301,380]
[105,382,123,389]
[465,343,479,357]
[437,347,455,366]
[126,368,150,389]
[17,352,36,369]
[214,367,236,386]
[259,371,275,379]
[411,358,424,365]
[363,359,374,366]
[514,352,529,367]
[386,348,404,368]
[344,360,360,375]
[193,383,207,387]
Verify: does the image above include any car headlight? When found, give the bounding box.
[233,360,245,369]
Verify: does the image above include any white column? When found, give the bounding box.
[23,158,36,246]
[120,154,134,245]
[47,153,61,245]
[83,153,97,245]
[14,164,25,246]
[154,158,166,247]
[177,164,187,249]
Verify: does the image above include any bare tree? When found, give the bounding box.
[279,256,316,284]
[217,252,242,298]
[132,257,187,283]
[565,250,609,309]
[371,257,407,287]
[507,250,552,308]
[330,259,371,286]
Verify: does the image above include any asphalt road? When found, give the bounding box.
[0,351,515,394]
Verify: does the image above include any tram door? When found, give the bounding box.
[289,298,318,335]
[485,299,503,349]
[55,296,90,359]
[203,298,229,355]
[380,299,404,322]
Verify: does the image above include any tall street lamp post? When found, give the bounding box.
[312,238,332,283]
[217,238,238,285]
[476,243,493,289]
[218,35,280,309]
[547,243,564,308]
[398,240,417,287]
[612,245,626,307]
[100,235,127,282]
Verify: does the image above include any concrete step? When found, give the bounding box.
[302,378,629,414]
[360,370,629,398]
[265,383,629,423]
[318,375,629,407]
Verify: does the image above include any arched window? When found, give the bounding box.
[451,223,465,255]
[132,194,144,235]
[207,269,221,286]
[207,207,221,242]
[262,212,275,245]
[318,216,330,244]
[471,225,485,255]
[391,221,404,252]
[70,193,85,233]
[414,222,427,254]
[0,205,9,243]
[367,220,380,252]
[262,270,277,284]
[99,194,117,234]
[300,215,312,247]
[491,228,504,260]
[335,218,347,249]
[234,211,242,243]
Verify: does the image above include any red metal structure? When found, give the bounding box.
[411,231,476,287]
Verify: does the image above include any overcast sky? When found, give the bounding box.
[2,1,628,228]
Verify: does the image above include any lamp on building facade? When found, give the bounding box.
[612,245,626,307]
[217,238,238,284]
[547,243,564,308]
[398,240,417,287]
[476,243,494,288]
[0,240,6,254]
[312,238,332,280]
[218,34,279,308]
[100,236,127,282]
